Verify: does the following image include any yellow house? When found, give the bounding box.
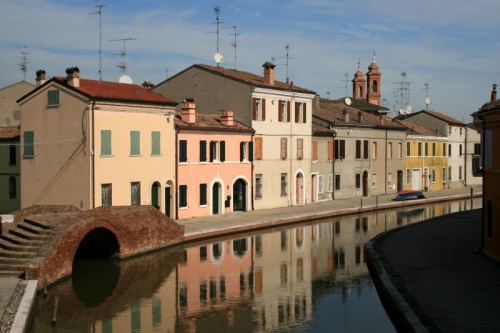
[17,68,178,215]
[395,119,448,191]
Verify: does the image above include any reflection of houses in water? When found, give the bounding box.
[177,237,253,331]
[252,227,313,331]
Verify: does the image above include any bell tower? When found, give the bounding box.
[352,60,366,100]
[366,53,381,105]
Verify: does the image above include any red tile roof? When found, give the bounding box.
[175,113,254,133]
[413,109,465,125]
[54,77,177,106]
[186,64,316,94]
[0,126,20,140]
[394,119,445,137]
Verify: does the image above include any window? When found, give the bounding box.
[240,142,247,161]
[335,174,340,191]
[460,127,463,135]
[448,166,452,181]
[406,169,411,184]
[252,98,266,121]
[220,141,226,162]
[278,100,290,122]
[459,165,463,180]
[255,174,263,199]
[474,143,481,155]
[9,176,16,199]
[199,140,207,162]
[459,144,463,156]
[295,102,306,123]
[388,142,393,159]
[130,131,140,156]
[388,173,392,188]
[418,142,422,156]
[280,173,287,196]
[431,169,436,183]
[151,131,160,155]
[355,140,361,159]
[372,174,377,189]
[179,140,187,162]
[47,90,59,106]
[100,130,111,156]
[199,184,207,206]
[23,131,34,157]
[424,142,429,156]
[297,138,303,160]
[448,144,452,157]
[364,140,369,159]
[432,142,436,156]
[9,145,16,165]
[280,138,287,160]
[131,182,140,205]
[355,173,361,189]
[448,126,452,135]
[443,143,447,156]
[398,142,403,158]
[101,184,112,207]
[328,174,333,192]
[210,141,218,162]
[328,141,334,161]
[372,142,377,159]
[335,140,345,159]
[407,142,411,156]
[179,185,187,208]
[255,137,263,160]
[312,141,318,161]
[318,174,324,193]
[442,168,446,183]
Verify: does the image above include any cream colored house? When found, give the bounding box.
[17,68,177,215]
[153,63,316,210]
[0,81,35,127]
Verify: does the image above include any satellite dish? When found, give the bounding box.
[119,75,133,84]
[214,53,224,64]
[344,97,352,106]
[425,97,431,105]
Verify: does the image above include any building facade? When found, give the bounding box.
[0,81,35,127]
[17,68,177,215]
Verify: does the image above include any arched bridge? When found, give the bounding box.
[3,206,184,288]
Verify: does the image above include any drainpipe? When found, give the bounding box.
[464,126,468,186]
[385,128,388,195]
[331,128,337,200]
[175,127,179,220]
[91,100,96,209]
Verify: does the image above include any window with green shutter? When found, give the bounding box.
[249,141,254,161]
[23,131,34,157]
[179,140,187,162]
[47,90,60,106]
[151,131,161,155]
[200,183,207,205]
[130,131,140,156]
[179,185,188,207]
[101,130,112,156]
[199,141,207,162]
[220,141,226,162]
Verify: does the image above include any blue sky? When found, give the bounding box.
[1,0,499,122]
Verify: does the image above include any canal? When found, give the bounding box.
[29,198,481,332]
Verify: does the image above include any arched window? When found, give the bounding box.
[372,80,378,92]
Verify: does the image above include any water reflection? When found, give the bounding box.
[29,198,481,333]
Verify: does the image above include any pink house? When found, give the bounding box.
[175,100,254,219]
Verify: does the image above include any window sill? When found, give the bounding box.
[23,156,34,159]
[199,204,207,208]
[179,207,188,210]
[100,155,114,158]
[130,154,142,157]
[151,154,162,157]
[47,104,60,108]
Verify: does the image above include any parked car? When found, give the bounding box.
[395,190,426,201]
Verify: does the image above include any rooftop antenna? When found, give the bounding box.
[326,91,330,101]
[224,25,240,69]
[89,1,106,80]
[394,72,412,115]
[208,6,224,67]
[343,72,349,96]
[17,46,30,81]
[110,37,136,75]
[272,45,294,83]
[422,82,431,109]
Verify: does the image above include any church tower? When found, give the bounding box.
[366,53,381,105]
[352,60,366,100]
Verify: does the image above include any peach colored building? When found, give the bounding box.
[175,100,254,219]
[17,68,178,215]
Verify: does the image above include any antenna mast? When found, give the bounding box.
[423,82,431,109]
[110,37,136,75]
[17,46,30,81]
[343,72,349,96]
[89,1,106,80]
[227,25,240,69]
[394,72,412,115]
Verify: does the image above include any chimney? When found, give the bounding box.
[380,115,385,125]
[262,61,276,85]
[220,110,234,126]
[66,66,80,88]
[491,83,497,102]
[35,69,46,86]
[342,109,349,122]
[358,111,363,123]
[142,80,154,90]
[181,99,196,124]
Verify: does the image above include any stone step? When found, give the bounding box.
[0,249,36,259]
[0,257,30,266]
[0,236,42,251]
[0,263,27,272]
[8,228,48,241]
[17,221,53,236]
[23,217,56,230]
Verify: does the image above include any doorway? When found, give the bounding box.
[232,179,246,212]
[212,182,221,215]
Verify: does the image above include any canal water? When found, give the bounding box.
[29,198,481,333]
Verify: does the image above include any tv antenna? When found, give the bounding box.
[208,6,224,67]
[422,82,431,109]
[272,45,294,83]
[110,37,136,75]
[17,46,30,81]
[224,25,240,69]
[89,1,106,80]
[394,72,412,115]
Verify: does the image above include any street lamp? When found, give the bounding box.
[331,128,337,200]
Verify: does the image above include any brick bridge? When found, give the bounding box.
[1,205,184,288]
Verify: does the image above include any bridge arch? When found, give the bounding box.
[74,227,120,260]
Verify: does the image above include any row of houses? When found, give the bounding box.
[0,58,482,219]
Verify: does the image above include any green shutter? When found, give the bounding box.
[249,141,254,161]
[200,141,207,162]
[47,90,59,106]
[220,141,226,162]
[101,130,111,156]
[240,142,245,161]
[180,185,187,207]
[151,131,161,155]
[200,184,207,205]
[179,140,187,162]
[130,131,140,155]
[151,184,158,208]
[210,141,215,162]
[23,131,34,157]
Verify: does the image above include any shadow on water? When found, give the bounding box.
[29,246,184,332]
